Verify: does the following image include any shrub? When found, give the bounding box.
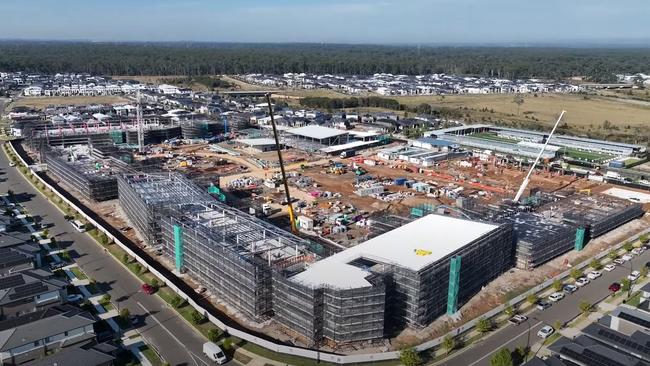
[503,305,515,317]
[476,317,492,333]
[442,335,456,355]
[190,310,205,325]
[170,295,184,309]
[623,242,634,252]
[99,294,111,306]
[133,264,142,274]
[149,278,159,288]
[570,268,583,280]
[121,253,129,264]
[207,329,220,342]
[119,308,130,320]
[640,234,649,244]
[608,251,619,260]
[552,280,563,291]
[526,294,538,304]
[399,347,422,366]
[490,347,513,366]
[590,259,602,270]
[579,301,592,315]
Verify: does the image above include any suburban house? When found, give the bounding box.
[0,305,97,365]
[25,341,116,366]
[0,270,68,320]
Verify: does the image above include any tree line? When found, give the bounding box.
[1,41,649,82]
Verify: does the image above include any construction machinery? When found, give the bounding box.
[265,94,297,233]
[513,110,566,203]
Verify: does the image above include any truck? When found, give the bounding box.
[339,149,357,158]
[202,342,228,364]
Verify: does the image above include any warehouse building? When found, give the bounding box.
[284,125,350,152]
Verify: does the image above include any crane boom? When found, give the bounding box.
[513,110,566,203]
[265,94,297,233]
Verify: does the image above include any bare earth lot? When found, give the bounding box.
[12,95,130,109]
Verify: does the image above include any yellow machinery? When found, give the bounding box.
[579,189,591,196]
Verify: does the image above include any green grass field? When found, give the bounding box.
[471,132,519,144]
[561,147,614,163]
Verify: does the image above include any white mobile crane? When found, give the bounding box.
[513,110,566,203]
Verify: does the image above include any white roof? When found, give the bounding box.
[290,214,498,290]
[235,138,277,146]
[287,125,348,140]
[319,140,376,153]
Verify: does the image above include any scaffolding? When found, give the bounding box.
[43,147,131,201]
[117,173,214,246]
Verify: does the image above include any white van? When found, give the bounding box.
[71,220,86,233]
[202,342,227,364]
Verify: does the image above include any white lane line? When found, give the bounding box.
[137,301,200,366]
[467,320,543,366]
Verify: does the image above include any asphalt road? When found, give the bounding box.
[0,144,234,366]
[445,248,649,366]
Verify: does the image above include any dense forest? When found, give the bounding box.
[1,41,649,82]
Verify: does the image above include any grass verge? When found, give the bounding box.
[139,345,164,366]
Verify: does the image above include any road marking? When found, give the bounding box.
[467,320,543,366]
[137,301,201,366]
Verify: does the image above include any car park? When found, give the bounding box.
[604,264,616,272]
[536,299,552,311]
[628,271,641,282]
[587,271,602,280]
[548,292,565,302]
[508,314,528,325]
[609,282,621,292]
[575,277,590,287]
[563,284,578,294]
[537,325,554,339]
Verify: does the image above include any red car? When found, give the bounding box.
[141,283,156,295]
[608,282,621,293]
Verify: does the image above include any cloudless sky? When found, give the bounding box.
[2,0,649,45]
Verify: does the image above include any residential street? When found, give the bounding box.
[444,246,649,366]
[1,144,234,366]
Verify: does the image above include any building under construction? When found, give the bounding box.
[117,173,214,247]
[117,173,516,345]
[180,120,224,139]
[42,146,130,201]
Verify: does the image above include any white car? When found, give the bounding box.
[614,258,625,265]
[575,277,590,287]
[548,292,565,302]
[632,247,644,255]
[537,325,555,339]
[628,271,641,282]
[604,264,616,272]
[622,254,633,262]
[587,271,602,280]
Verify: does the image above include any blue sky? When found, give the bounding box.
[2,0,649,44]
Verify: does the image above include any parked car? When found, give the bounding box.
[66,294,84,303]
[70,219,86,233]
[508,314,528,325]
[575,277,590,287]
[614,258,625,265]
[537,325,554,339]
[536,299,552,311]
[604,264,616,272]
[609,282,621,292]
[563,284,578,294]
[587,271,602,280]
[203,342,228,365]
[9,161,16,167]
[49,262,66,271]
[628,271,641,282]
[141,283,155,295]
[622,254,633,262]
[548,292,565,302]
[129,315,143,327]
[632,247,644,255]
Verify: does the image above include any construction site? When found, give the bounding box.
[10,93,650,352]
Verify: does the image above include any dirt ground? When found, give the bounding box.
[11,95,130,109]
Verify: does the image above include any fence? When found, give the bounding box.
[5,140,648,364]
